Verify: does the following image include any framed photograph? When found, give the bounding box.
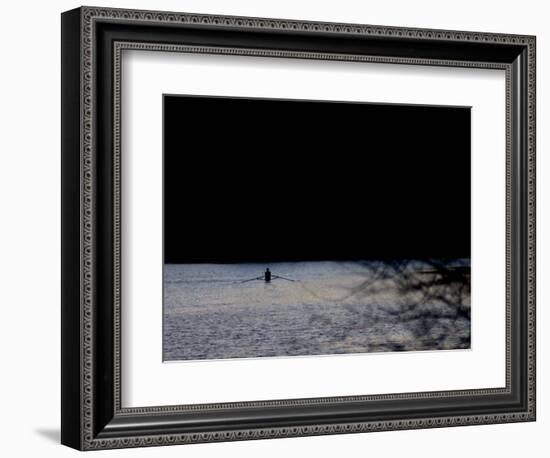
[61,6,536,450]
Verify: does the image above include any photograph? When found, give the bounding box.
[163,95,472,361]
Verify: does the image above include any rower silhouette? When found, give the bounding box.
[238,269,294,284]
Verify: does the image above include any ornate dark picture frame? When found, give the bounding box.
[61,6,536,451]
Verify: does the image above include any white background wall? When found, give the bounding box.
[0,0,546,456]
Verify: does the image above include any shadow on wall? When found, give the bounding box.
[35,428,59,444]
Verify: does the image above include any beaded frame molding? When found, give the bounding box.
[61,6,536,451]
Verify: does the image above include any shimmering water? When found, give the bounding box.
[163,260,470,361]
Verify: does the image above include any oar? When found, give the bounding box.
[238,276,263,284]
[272,275,296,282]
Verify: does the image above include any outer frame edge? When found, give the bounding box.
[61,6,85,451]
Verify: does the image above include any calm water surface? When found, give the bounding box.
[163,260,470,361]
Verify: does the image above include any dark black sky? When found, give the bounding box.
[164,95,470,264]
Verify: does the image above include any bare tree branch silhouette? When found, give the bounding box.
[335,259,471,352]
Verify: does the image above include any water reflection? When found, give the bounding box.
[163,260,470,361]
